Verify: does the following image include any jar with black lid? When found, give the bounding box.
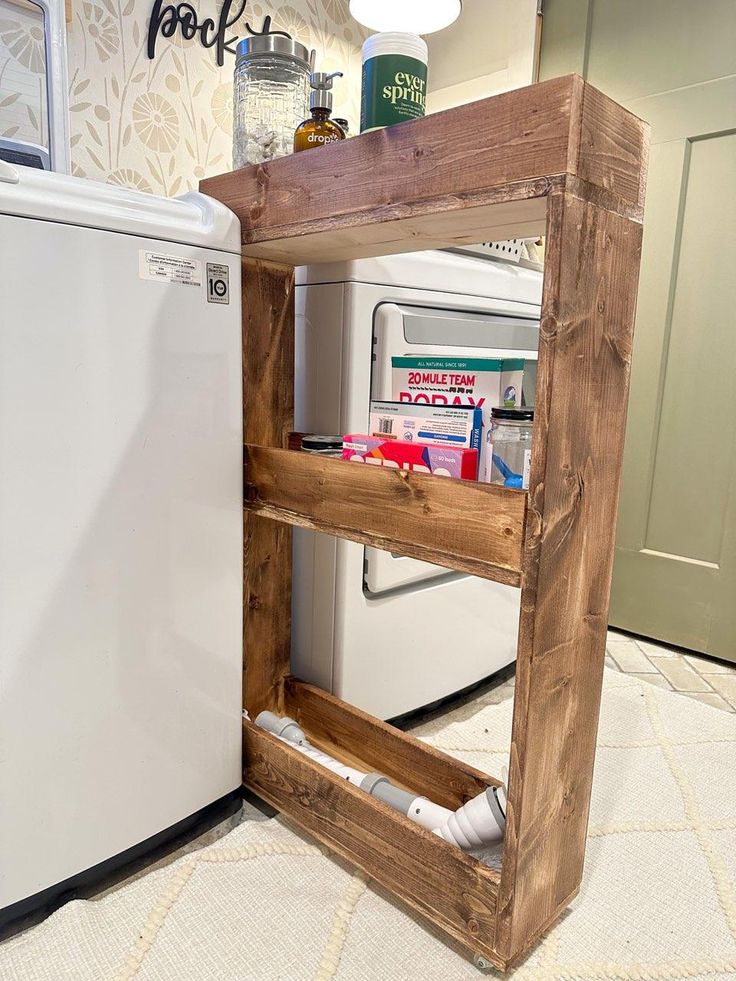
[489,406,534,489]
[301,434,343,457]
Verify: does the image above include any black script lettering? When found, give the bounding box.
[147,0,249,67]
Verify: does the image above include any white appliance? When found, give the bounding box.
[0,162,242,916]
[293,250,542,720]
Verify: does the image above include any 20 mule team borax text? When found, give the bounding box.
[403,370,479,389]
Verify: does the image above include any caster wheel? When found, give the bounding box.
[473,953,494,974]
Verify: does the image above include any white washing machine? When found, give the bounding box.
[293,249,542,720]
[0,163,243,920]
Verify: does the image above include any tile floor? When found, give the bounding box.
[402,629,736,731]
[604,628,736,712]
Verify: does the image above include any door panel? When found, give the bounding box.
[645,134,736,564]
[541,3,736,659]
[584,0,734,102]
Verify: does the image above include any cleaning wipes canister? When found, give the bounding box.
[360,32,428,132]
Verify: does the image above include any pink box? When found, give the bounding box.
[342,435,478,480]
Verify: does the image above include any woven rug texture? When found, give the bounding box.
[1,668,735,980]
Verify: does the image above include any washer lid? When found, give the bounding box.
[0,164,241,253]
[295,249,543,305]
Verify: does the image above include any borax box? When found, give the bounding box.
[391,357,525,482]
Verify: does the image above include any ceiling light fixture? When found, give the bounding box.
[349,0,462,35]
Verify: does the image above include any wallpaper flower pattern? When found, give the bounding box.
[0,0,365,195]
[0,1,48,146]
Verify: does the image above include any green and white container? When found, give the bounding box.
[360,32,428,133]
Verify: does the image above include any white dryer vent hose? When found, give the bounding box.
[254,711,506,851]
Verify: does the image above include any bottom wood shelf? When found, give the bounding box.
[283,678,502,804]
[244,678,506,969]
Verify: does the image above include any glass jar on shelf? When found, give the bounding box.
[233,35,312,169]
[489,406,534,489]
[301,434,343,457]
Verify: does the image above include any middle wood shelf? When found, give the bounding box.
[243,444,527,586]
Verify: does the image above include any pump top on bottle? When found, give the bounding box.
[294,71,347,152]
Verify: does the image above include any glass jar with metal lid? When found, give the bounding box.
[233,35,312,168]
[301,434,343,457]
[489,406,534,489]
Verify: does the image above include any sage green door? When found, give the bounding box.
[540,1,736,660]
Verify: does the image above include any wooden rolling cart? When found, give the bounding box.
[201,75,648,971]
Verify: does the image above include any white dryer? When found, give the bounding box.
[293,250,542,720]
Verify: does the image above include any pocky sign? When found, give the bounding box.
[146,2,290,68]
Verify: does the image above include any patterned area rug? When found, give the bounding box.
[2,669,735,980]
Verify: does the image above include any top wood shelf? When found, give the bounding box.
[201,74,646,265]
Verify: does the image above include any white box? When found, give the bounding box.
[369,400,483,454]
[391,356,525,481]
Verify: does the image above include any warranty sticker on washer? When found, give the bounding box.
[139,250,202,286]
[206,262,230,304]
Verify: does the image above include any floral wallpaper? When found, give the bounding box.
[0,0,365,195]
[0,1,49,147]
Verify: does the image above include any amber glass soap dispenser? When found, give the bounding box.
[294,72,346,152]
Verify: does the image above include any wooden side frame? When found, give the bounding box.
[210,76,648,971]
[242,258,294,718]
[496,187,643,960]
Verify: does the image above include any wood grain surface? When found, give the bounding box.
[201,76,646,265]
[242,259,295,716]
[228,189,548,265]
[244,444,527,585]
[202,76,649,970]
[284,678,502,807]
[577,81,649,209]
[243,718,505,970]
[495,189,645,964]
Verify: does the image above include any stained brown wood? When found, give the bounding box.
[244,444,527,585]
[242,259,295,716]
[243,717,505,970]
[495,190,645,964]
[232,192,548,265]
[204,76,648,972]
[284,678,502,808]
[577,82,649,209]
[200,75,646,266]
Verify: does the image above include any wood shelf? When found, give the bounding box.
[284,679,503,801]
[202,74,648,971]
[244,444,527,586]
[201,75,645,265]
[243,704,504,969]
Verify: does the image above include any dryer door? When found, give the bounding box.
[365,302,539,595]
